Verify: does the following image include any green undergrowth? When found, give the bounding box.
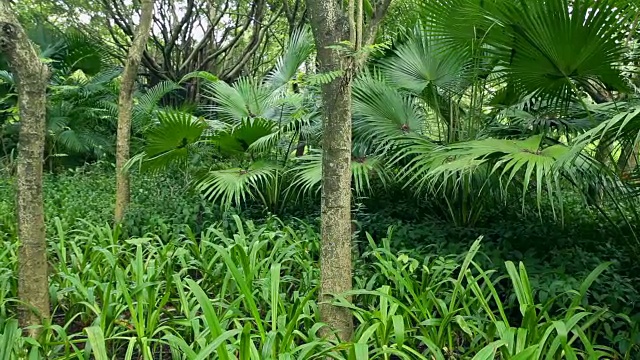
[1,167,640,357]
[0,215,638,358]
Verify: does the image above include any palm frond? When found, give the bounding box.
[136,81,182,111]
[139,111,208,172]
[575,107,640,149]
[235,78,275,119]
[56,129,87,154]
[352,154,392,195]
[247,130,282,154]
[288,150,391,200]
[402,134,590,218]
[80,67,122,97]
[211,117,278,156]
[353,72,426,152]
[421,0,631,107]
[379,26,471,95]
[265,26,314,90]
[47,102,73,133]
[288,151,323,199]
[0,71,14,86]
[305,70,344,86]
[63,30,108,75]
[195,160,281,208]
[203,79,273,123]
[56,127,111,155]
[492,0,631,106]
[202,80,247,122]
[27,22,66,64]
[132,81,182,131]
[419,0,497,54]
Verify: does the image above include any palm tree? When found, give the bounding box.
[134,25,397,212]
[381,0,637,223]
[131,0,640,227]
[130,27,318,212]
[1,26,116,167]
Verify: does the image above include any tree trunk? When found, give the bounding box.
[306,0,391,342]
[617,141,638,173]
[0,0,51,335]
[307,0,354,342]
[295,135,307,157]
[114,0,155,223]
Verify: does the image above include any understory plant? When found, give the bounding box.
[0,215,636,359]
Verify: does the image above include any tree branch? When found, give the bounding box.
[200,1,259,68]
[223,4,283,80]
[363,0,392,46]
[165,0,195,57]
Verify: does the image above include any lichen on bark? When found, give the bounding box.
[0,0,51,336]
[306,0,392,342]
[306,0,355,342]
[114,0,155,223]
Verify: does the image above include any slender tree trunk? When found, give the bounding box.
[306,0,391,342]
[114,0,155,223]
[307,0,355,341]
[295,54,317,157]
[617,141,639,174]
[0,0,51,335]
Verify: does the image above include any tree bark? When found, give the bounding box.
[306,0,392,342]
[618,141,639,174]
[114,0,155,223]
[306,0,355,341]
[0,0,51,335]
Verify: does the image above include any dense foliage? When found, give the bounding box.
[4,0,640,358]
[1,168,640,358]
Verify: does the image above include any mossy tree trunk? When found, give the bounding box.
[305,0,391,341]
[0,0,51,335]
[114,0,155,223]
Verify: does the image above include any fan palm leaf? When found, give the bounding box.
[132,80,182,131]
[265,26,314,90]
[491,0,631,106]
[575,106,640,150]
[402,134,598,217]
[26,24,108,75]
[195,160,281,208]
[135,81,182,113]
[419,0,500,53]
[421,0,631,107]
[289,150,391,199]
[137,111,208,172]
[571,104,640,195]
[380,26,471,95]
[288,152,323,198]
[211,117,278,156]
[204,78,274,124]
[353,72,426,152]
